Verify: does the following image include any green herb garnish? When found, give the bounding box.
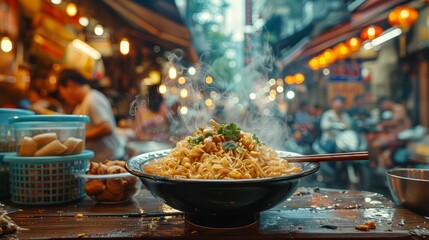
[218,123,241,141]
[253,133,262,145]
[222,140,238,150]
[188,136,204,146]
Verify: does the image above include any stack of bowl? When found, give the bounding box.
[4,115,93,205]
[0,108,34,198]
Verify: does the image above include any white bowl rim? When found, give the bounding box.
[78,172,136,179]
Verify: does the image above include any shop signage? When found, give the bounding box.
[328,59,362,82]
[327,82,365,108]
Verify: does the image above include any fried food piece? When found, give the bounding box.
[19,136,38,156]
[355,220,376,231]
[35,140,67,156]
[63,137,83,155]
[106,178,127,195]
[88,162,100,174]
[105,160,126,168]
[364,220,376,229]
[355,225,370,231]
[32,132,58,147]
[84,179,106,195]
[96,164,109,175]
[95,190,124,202]
[107,165,127,174]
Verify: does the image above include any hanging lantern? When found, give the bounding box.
[308,57,320,70]
[318,56,328,68]
[388,5,418,29]
[285,75,295,85]
[346,37,362,52]
[294,73,305,84]
[388,5,418,57]
[334,43,351,59]
[323,48,337,64]
[360,26,383,41]
[66,2,78,17]
[0,36,13,53]
[119,38,130,55]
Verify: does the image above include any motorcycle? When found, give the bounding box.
[311,124,370,190]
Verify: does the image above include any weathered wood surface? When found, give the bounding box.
[2,187,429,239]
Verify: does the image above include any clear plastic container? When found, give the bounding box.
[81,172,142,204]
[4,150,93,205]
[10,115,89,156]
[0,108,34,152]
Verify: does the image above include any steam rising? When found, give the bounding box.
[130,43,290,150]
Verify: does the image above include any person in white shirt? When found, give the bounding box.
[319,95,352,153]
[58,69,125,162]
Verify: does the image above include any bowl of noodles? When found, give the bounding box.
[126,120,319,228]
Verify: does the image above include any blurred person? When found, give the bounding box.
[26,88,63,114]
[165,95,189,142]
[58,69,125,162]
[294,101,314,126]
[347,94,369,120]
[377,97,412,134]
[134,84,169,142]
[370,97,412,167]
[319,95,352,153]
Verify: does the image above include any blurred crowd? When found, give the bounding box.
[12,69,428,174]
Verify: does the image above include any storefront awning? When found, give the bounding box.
[103,0,198,63]
[279,0,409,68]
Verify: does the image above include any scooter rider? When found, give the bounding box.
[320,95,352,153]
[370,97,412,167]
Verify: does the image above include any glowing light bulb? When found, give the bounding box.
[168,67,177,79]
[286,90,295,99]
[66,2,78,17]
[249,93,256,100]
[94,24,104,36]
[79,17,89,27]
[210,91,218,99]
[0,37,12,53]
[205,76,213,84]
[263,86,270,92]
[180,106,188,115]
[188,67,196,75]
[180,88,188,98]
[119,38,129,55]
[231,97,239,104]
[178,77,186,85]
[205,99,213,106]
[51,0,61,4]
[276,86,284,93]
[158,84,167,94]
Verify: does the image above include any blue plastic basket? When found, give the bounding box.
[4,150,93,205]
[0,152,13,198]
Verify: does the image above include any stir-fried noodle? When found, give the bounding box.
[143,120,301,179]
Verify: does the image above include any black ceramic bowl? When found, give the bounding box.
[126,149,319,228]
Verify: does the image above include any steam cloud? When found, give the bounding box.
[130,43,290,150]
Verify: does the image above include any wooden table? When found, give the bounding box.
[2,187,429,239]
